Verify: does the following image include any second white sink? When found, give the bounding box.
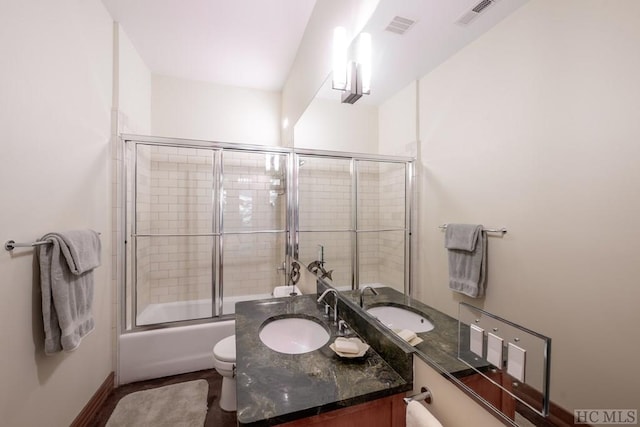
[259,316,330,354]
[367,305,435,333]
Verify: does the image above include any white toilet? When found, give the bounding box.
[212,334,237,412]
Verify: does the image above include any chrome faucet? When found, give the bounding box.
[359,285,379,308]
[317,288,339,324]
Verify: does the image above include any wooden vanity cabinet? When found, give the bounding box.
[278,393,406,427]
[460,370,515,419]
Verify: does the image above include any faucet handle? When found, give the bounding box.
[338,320,349,335]
[359,285,379,307]
[324,303,331,317]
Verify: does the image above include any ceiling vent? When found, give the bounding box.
[456,0,497,26]
[385,16,416,35]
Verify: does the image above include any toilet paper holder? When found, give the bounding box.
[403,386,432,405]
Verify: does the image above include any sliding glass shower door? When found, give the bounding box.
[356,160,409,294]
[125,139,290,329]
[131,143,218,326]
[297,155,354,289]
[220,150,288,315]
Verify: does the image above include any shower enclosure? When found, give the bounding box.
[121,135,413,331]
[295,155,412,292]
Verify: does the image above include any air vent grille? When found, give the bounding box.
[472,0,493,13]
[456,0,497,26]
[385,16,416,35]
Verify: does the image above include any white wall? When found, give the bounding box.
[0,1,114,426]
[116,25,151,134]
[294,97,378,153]
[151,74,281,145]
[416,0,640,412]
[112,24,152,383]
[378,81,417,157]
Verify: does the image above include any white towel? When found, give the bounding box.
[397,329,417,342]
[37,230,101,354]
[406,401,443,427]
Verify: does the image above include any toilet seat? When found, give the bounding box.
[214,335,236,362]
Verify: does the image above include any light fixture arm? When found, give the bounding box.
[341,62,363,104]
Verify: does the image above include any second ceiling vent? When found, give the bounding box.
[385,16,416,35]
[456,0,498,26]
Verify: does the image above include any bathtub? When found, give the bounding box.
[118,293,272,385]
[136,293,272,325]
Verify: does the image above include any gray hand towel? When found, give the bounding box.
[37,230,101,354]
[444,224,486,298]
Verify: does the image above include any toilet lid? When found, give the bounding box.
[214,335,236,362]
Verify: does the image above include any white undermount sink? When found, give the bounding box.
[259,316,330,354]
[367,305,435,333]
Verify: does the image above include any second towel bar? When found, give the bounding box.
[438,224,507,234]
[404,387,432,405]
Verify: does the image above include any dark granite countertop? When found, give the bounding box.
[235,294,412,426]
[347,286,483,377]
[342,287,548,427]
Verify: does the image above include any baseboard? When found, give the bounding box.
[71,371,115,427]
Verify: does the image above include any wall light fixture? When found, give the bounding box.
[332,27,372,104]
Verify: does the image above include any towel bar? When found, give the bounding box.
[404,387,432,405]
[5,233,101,251]
[438,224,507,234]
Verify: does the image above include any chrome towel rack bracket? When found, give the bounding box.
[4,239,51,251]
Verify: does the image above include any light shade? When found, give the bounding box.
[357,32,371,94]
[332,27,348,90]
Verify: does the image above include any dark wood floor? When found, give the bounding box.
[89,369,237,427]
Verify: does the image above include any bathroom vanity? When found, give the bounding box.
[350,286,550,426]
[235,279,551,426]
[234,294,413,426]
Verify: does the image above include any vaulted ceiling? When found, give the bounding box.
[101,0,530,105]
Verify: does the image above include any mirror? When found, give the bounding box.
[292,1,565,426]
[295,152,411,296]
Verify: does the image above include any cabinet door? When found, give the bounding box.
[279,393,405,427]
[461,371,515,419]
